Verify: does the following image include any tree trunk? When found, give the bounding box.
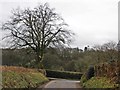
[36,52,46,75]
[36,52,44,68]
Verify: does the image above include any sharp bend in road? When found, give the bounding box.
[42,79,81,90]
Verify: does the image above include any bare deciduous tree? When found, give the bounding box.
[93,41,118,62]
[2,3,73,68]
[102,41,117,51]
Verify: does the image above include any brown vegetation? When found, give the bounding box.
[94,62,120,84]
[0,66,38,73]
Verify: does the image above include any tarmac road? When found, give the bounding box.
[42,79,82,90]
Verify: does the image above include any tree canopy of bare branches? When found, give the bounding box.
[2,3,73,68]
[93,41,117,51]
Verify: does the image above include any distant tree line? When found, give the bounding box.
[2,41,118,73]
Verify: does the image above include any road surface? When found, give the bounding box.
[42,79,82,90]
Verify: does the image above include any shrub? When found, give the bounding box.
[46,69,82,80]
[86,66,94,80]
[80,66,94,87]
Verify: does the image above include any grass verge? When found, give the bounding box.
[81,77,119,88]
[1,66,49,88]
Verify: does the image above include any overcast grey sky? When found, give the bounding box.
[0,0,119,49]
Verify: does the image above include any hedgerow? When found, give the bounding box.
[46,69,82,79]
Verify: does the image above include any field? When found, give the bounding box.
[1,66,49,88]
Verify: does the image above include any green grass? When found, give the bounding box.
[2,67,49,88]
[80,73,88,84]
[82,77,119,88]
